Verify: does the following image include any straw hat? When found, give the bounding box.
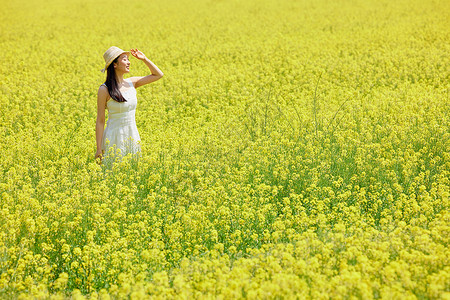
[101,46,130,73]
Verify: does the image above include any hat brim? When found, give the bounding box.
[101,51,131,73]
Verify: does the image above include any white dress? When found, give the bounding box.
[101,79,141,157]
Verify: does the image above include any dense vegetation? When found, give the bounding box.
[0,0,448,298]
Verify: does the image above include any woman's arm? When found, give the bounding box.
[129,49,164,88]
[95,86,108,160]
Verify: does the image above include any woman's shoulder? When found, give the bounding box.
[124,79,135,88]
[98,83,108,93]
[98,84,109,99]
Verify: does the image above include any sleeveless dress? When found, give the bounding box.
[101,79,141,157]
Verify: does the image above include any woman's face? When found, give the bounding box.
[114,53,130,73]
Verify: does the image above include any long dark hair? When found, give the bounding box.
[104,57,127,102]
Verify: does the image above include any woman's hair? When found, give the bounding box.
[104,57,127,102]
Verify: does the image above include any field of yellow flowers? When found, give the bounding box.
[1,0,449,298]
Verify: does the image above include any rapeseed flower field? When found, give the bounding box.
[1,0,449,298]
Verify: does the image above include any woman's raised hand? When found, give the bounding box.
[130,48,147,60]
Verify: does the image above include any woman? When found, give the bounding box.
[95,46,163,162]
